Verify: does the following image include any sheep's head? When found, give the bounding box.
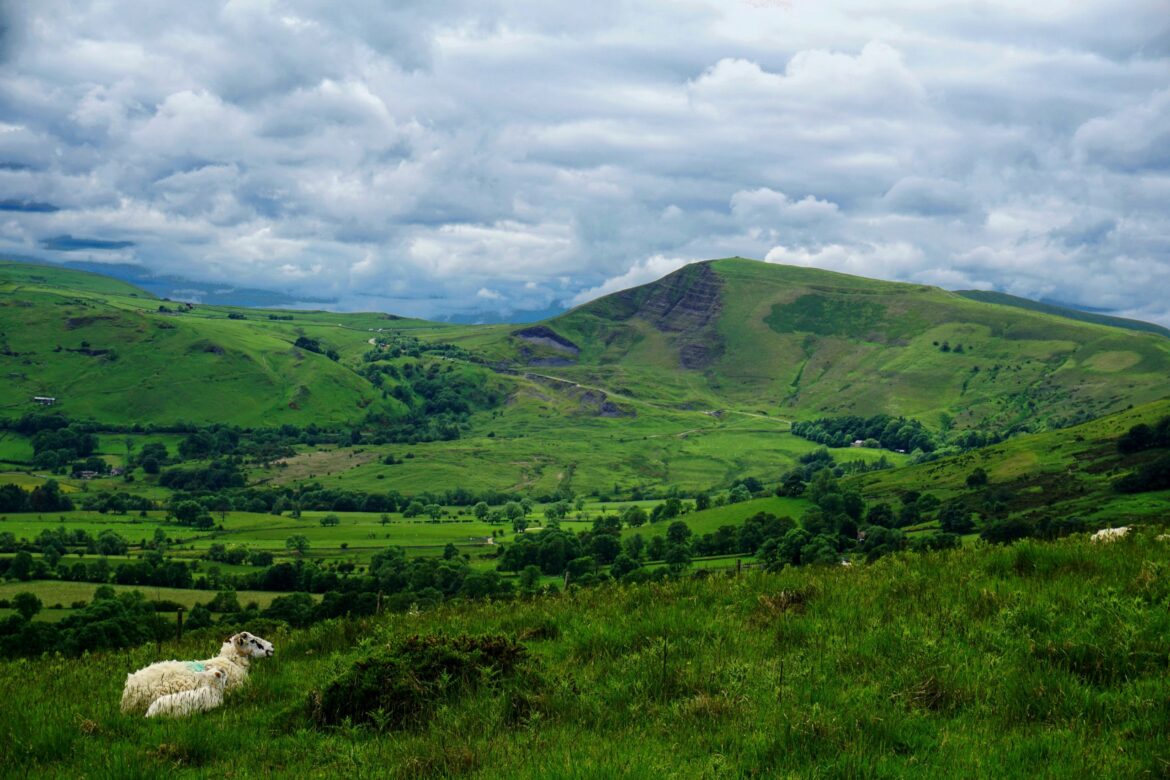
[229,631,274,658]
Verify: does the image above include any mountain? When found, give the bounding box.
[3,256,1169,495]
[500,258,1170,434]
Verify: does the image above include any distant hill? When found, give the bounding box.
[5,255,1170,448]
[0,261,396,426]
[501,258,1170,435]
[955,289,1170,338]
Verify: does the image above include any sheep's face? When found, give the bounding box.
[231,631,274,658]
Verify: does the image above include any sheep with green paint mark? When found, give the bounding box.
[121,631,274,715]
[145,667,226,718]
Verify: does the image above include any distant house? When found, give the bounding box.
[32,396,56,406]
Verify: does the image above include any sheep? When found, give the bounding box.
[121,631,274,715]
[1091,526,1131,543]
[145,668,226,718]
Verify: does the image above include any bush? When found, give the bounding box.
[310,633,530,730]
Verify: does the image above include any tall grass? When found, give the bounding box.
[3,531,1170,777]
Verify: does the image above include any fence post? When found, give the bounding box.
[176,607,185,642]
[737,559,742,576]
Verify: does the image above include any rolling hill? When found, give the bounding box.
[0,262,406,426]
[491,258,1170,435]
[3,256,1169,497]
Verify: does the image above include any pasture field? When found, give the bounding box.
[4,531,1170,777]
[0,580,308,611]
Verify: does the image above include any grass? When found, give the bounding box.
[0,581,309,611]
[3,531,1170,777]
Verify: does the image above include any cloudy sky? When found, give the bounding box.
[1,1,1168,323]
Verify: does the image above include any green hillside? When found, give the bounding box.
[4,531,1170,777]
[0,262,403,426]
[503,258,1170,435]
[4,257,1170,498]
[956,289,1170,338]
[849,397,1170,528]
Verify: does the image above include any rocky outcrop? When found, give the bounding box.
[611,262,725,369]
[512,325,580,355]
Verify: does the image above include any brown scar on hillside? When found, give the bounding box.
[264,448,379,483]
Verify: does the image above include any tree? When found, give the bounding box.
[380,513,391,527]
[184,603,213,630]
[666,521,692,547]
[443,542,459,560]
[610,553,640,579]
[285,535,310,556]
[728,484,751,504]
[12,591,42,621]
[96,530,128,556]
[320,514,341,527]
[512,516,529,534]
[621,505,648,527]
[519,564,542,591]
[504,502,525,522]
[938,501,974,534]
[424,503,443,521]
[865,503,895,528]
[966,467,989,489]
[590,533,621,564]
[694,492,711,511]
[473,502,489,520]
[8,551,33,582]
[664,544,691,572]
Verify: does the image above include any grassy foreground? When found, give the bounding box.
[4,532,1170,778]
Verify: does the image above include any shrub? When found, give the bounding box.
[310,633,529,730]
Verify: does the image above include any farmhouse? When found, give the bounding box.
[32,396,56,406]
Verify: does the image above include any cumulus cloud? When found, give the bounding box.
[569,255,695,307]
[0,1,1165,323]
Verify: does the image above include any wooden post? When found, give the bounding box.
[736,559,742,576]
[176,607,185,642]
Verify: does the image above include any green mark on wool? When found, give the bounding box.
[185,662,206,672]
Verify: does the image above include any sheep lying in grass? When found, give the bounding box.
[121,631,274,715]
[1091,526,1131,543]
[145,668,226,718]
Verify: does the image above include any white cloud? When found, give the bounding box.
[0,1,1166,323]
[569,255,696,307]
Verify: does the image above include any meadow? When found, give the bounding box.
[3,530,1169,777]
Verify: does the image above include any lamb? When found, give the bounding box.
[1091,526,1131,543]
[145,668,226,718]
[121,631,274,715]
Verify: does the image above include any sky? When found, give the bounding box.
[0,1,1168,323]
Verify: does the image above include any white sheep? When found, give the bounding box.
[145,668,226,718]
[1091,526,1131,543]
[121,631,274,715]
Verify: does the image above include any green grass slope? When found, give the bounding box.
[507,258,1170,435]
[850,396,1170,526]
[4,532,1170,777]
[0,261,401,426]
[956,289,1170,338]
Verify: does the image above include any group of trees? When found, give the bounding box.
[359,360,504,444]
[1114,417,1170,494]
[0,587,171,658]
[792,415,937,454]
[0,480,73,513]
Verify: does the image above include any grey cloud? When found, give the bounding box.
[41,235,135,251]
[0,199,58,213]
[0,1,1167,324]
